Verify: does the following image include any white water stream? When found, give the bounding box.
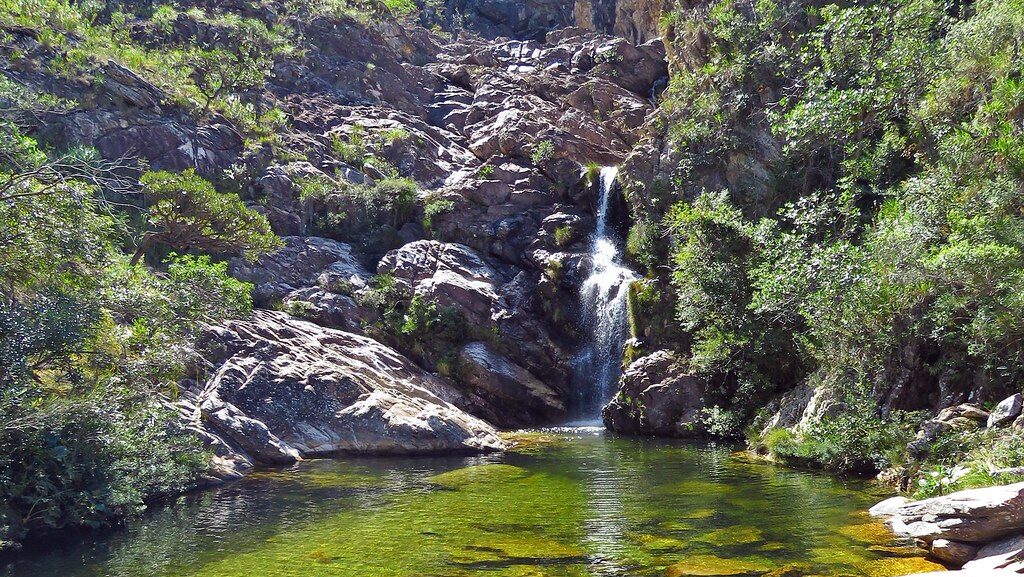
[573,166,638,418]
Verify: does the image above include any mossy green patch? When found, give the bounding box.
[501,431,573,454]
[835,521,898,545]
[664,554,773,576]
[247,467,380,489]
[429,464,531,488]
[693,526,763,546]
[857,556,946,577]
[634,533,688,553]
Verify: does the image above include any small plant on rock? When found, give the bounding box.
[530,140,555,165]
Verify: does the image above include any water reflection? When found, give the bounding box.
[1,430,942,577]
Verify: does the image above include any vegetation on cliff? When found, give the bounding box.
[0,0,291,547]
[628,0,1024,479]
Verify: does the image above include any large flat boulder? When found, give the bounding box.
[885,483,1024,544]
[197,310,505,461]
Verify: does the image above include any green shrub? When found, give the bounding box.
[585,162,601,188]
[422,195,455,231]
[759,391,922,474]
[0,125,258,550]
[530,140,555,165]
[331,126,368,168]
[137,169,281,264]
[914,431,1024,497]
[553,225,574,247]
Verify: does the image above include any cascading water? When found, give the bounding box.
[573,166,638,418]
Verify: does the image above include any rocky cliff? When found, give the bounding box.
[1,0,669,467]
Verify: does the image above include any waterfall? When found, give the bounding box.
[573,166,638,418]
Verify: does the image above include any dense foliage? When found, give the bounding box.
[639,0,1024,475]
[0,116,269,550]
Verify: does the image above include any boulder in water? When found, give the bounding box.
[929,539,980,566]
[601,350,706,437]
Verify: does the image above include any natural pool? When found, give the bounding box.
[1,428,945,577]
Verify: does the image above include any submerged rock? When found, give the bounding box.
[195,310,505,462]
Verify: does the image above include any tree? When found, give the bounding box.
[187,44,270,116]
[132,169,280,265]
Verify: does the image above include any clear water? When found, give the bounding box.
[575,167,639,417]
[1,430,944,577]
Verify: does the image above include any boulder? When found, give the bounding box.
[988,394,1023,428]
[378,240,503,326]
[930,539,980,566]
[456,341,566,428]
[229,236,369,305]
[962,534,1024,572]
[197,310,505,460]
[886,482,1024,544]
[282,288,377,334]
[937,404,990,423]
[602,350,706,437]
[871,496,912,518]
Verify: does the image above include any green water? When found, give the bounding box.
[1,428,944,577]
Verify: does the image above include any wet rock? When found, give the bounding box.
[988,394,1023,428]
[886,482,1024,544]
[197,310,505,460]
[456,341,566,428]
[602,350,706,437]
[929,539,980,566]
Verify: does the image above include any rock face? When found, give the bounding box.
[442,0,662,43]
[193,310,505,461]
[12,0,669,462]
[457,342,566,427]
[378,240,576,415]
[602,350,706,436]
